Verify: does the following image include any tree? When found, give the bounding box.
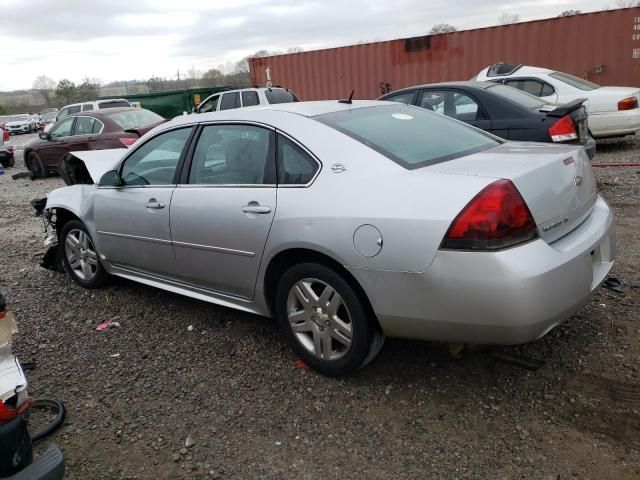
[558,10,581,16]
[615,0,640,7]
[429,24,457,34]
[201,68,224,86]
[33,75,56,106]
[55,79,76,105]
[286,47,304,53]
[498,13,520,24]
[76,78,100,102]
[0,104,7,115]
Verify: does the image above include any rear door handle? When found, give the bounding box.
[145,200,165,209]
[241,204,271,214]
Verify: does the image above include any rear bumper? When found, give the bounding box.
[589,109,640,138]
[352,195,615,345]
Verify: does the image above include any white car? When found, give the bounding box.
[193,87,299,114]
[43,99,132,133]
[3,114,37,134]
[475,64,640,139]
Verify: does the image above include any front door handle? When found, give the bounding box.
[241,204,271,214]
[145,199,165,209]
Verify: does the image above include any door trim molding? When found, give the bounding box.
[172,240,255,257]
[97,230,172,245]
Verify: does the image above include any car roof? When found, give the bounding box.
[62,99,129,108]
[382,81,498,96]
[482,65,553,77]
[168,100,392,127]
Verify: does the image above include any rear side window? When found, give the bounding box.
[486,84,545,109]
[504,79,555,97]
[220,92,241,110]
[315,105,499,170]
[277,135,318,185]
[264,89,299,104]
[549,72,601,91]
[98,100,130,109]
[242,91,260,107]
[73,117,97,135]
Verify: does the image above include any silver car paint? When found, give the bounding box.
[44,101,615,345]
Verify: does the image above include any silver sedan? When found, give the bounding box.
[43,101,615,376]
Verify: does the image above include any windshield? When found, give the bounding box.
[265,89,299,104]
[314,104,499,169]
[549,72,601,91]
[107,109,163,130]
[487,84,546,109]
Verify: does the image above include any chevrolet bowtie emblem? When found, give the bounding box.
[574,176,583,186]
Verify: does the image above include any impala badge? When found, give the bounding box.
[574,176,583,186]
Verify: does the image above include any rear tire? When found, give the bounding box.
[28,152,48,178]
[275,262,382,376]
[60,220,107,289]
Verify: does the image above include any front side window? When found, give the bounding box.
[384,91,415,105]
[219,92,240,111]
[120,127,193,186]
[49,117,75,139]
[549,72,601,91]
[188,124,274,185]
[73,117,97,135]
[242,91,260,107]
[82,104,94,111]
[277,135,318,185]
[315,105,499,170]
[56,108,70,122]
[68,105,81,115]
[198,95,220,113]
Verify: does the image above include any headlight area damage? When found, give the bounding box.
[32,152,105,273]
[0,293,66,480]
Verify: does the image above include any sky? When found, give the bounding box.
[0,0,614,91]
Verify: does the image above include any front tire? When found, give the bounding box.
[60,220,106,289]
[276,263,380,376]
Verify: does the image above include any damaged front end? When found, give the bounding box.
[32,202,64,273]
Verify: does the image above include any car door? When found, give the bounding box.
[93,126,195,277]
[170,123,277,299]
[38,117,76,165]
[65,116,98,154]
[418,89,492,131]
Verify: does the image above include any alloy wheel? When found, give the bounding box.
[64,229,99,281]
[286,277,353,360]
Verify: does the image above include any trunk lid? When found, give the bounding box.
[586,86,640,113]
[429,142,597,243]
[540,99,590,145]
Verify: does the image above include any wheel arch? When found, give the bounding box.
[52,208,81,238]
[262,247,382,331]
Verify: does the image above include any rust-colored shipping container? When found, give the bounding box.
[250,7,640,100]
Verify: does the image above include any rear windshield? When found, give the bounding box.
[99,100,131,109]
[487,84,545,109]
[314,105,499,169]
[42,112,57,121]
[265,89,299,104]
[549,72,601,91]
[107,109,163,130]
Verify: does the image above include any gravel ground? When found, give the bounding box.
[0,134,639,479]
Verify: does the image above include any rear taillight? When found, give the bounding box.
[548,115,578,142]
[441,179,538,251]
[617,97,638,111]
[2,128,8,142]
[119,137,137,147]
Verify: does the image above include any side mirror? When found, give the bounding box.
[39,132,49,140]
[98,170,123,187]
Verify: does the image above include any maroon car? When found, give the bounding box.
[24,108,165,178]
